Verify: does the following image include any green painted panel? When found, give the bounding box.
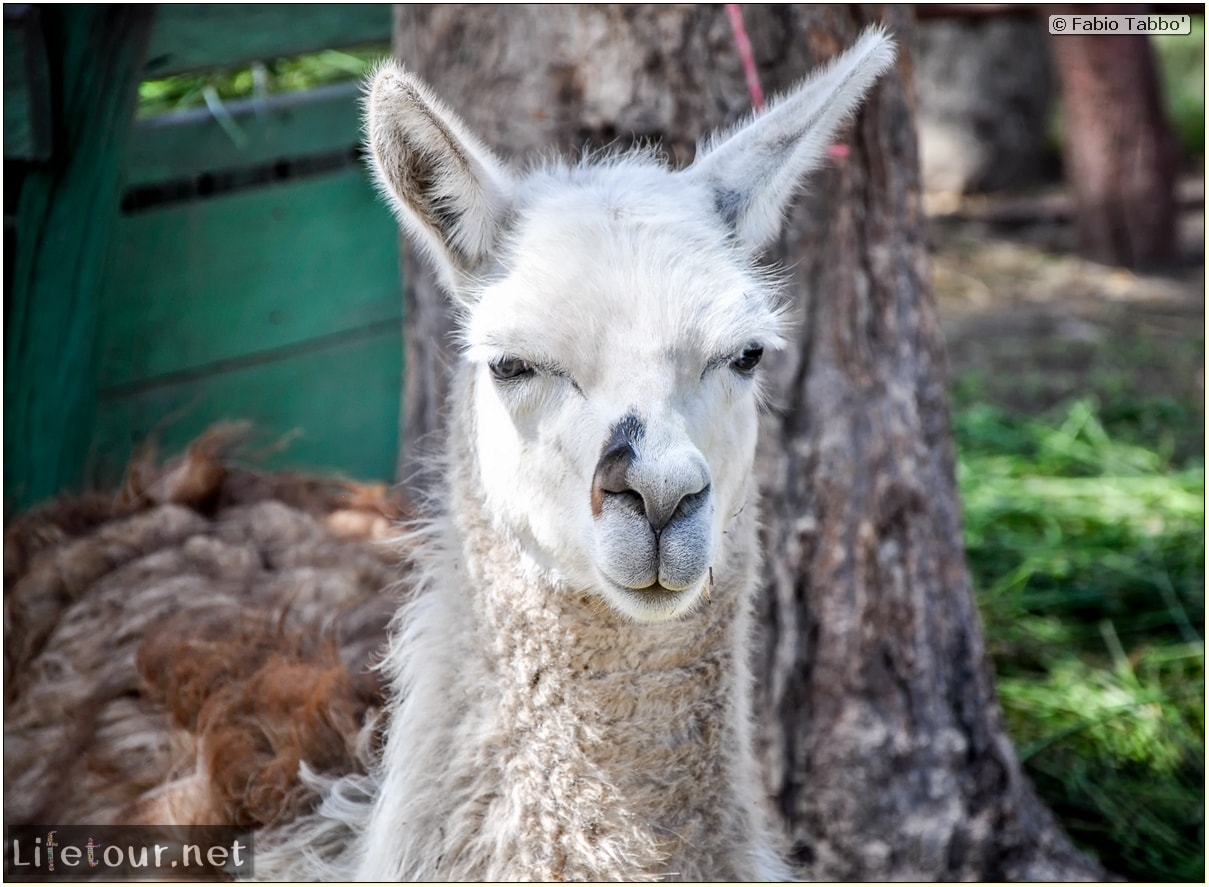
[97,168,401,389]
[143,4,391,78]
[4,5,53,161]
[126,82,364,187]
[89,325,402,488]
[5,6,153,510]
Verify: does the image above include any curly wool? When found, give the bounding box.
[4,430,404,830]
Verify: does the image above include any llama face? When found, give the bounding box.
[365,28,896,621]
[462,167,786,620]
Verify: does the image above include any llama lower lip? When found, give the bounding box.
[636,581,681,595]
[610,577,699,605]
[603,574,689,597]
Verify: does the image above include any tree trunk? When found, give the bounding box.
[915,14,1054,194]
[391,4,1104,879]
[1049,5,1178,268]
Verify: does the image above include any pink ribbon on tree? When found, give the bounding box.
[724,4,849,161]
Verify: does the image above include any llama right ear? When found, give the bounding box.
[366,63,513,298]
[684,27,896,251]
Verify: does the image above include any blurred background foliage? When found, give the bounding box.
[133,24,1204,883]
[1044,20,1206,161]
[136,45,389,118]
[1154,17,1206,159]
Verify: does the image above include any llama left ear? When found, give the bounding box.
[684,27,896,251]
[365,62,514,298]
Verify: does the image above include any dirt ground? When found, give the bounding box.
[927,176,1205,451]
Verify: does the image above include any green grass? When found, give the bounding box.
[955,396,1205,881]
[137,46,385,118]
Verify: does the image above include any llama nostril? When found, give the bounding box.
[597,454,635,495]
[671,485,711,525]
[609,489,646,520]
[594,483,707,533]
[590,412,712,532]
[591,442,638,518]
[592,415,643,518]
[644,482,710,533]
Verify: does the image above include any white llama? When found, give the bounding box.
[260,28,895,881]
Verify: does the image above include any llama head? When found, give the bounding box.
[367,29,895,622]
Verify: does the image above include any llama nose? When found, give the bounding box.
[591,437,711,533]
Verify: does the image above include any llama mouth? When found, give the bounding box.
[612,572,700,596]
[599,574,706,623]
[607,576,690,598]
[636,580,683,596]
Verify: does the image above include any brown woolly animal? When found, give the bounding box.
[129,614,381,829]
[3,426,403,830]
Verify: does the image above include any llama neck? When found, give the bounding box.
[358,375,783,881]
[454,453,767,880]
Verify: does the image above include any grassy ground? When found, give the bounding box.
[919,24,1204,875]
[952,395,1203,881]
[934,197,1205,879]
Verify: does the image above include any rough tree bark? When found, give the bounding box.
[391,4,1105,880]
[914,13,1054,195]
[1049,4,1178,268]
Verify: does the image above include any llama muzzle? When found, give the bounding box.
[590,413,716,615]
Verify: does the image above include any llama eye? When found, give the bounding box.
[489,357,535,382]
[730,345,764,374]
